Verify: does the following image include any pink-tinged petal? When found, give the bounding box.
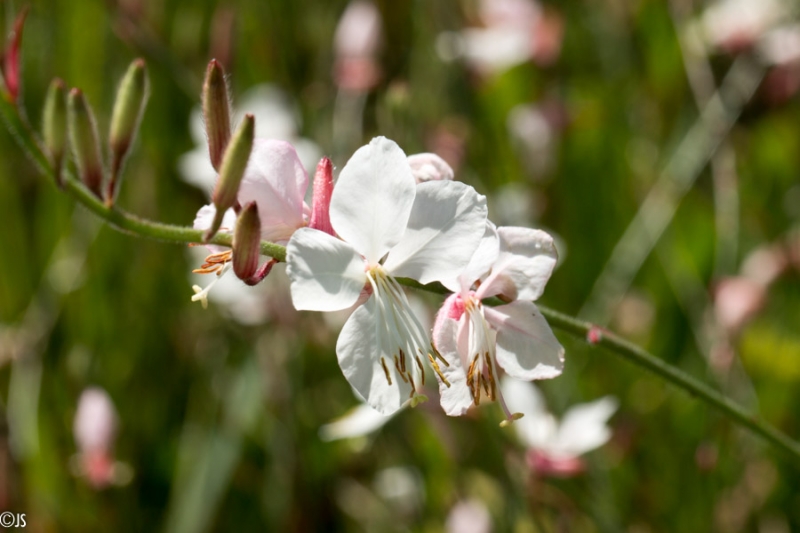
[286,228,366,312]
[237,139,309,244]
[527,449,585,478]
[433,293,465,343]
[337,297,413,415]
[330,137,416,264]
[433,316,474,416]
[553,396,618,457]
[383,181,487,291]
[459,221,499,293]
[407,153,454,182]
[74,388,117,454]
[484,301,564,380]
[477,227,557,301]
[309,157,335,236]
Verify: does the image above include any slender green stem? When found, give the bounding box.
[0,94,285,261]
[3,93,799,462]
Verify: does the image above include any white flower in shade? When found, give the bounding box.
[190,139,314,307]
[432,223,564,424]
[502,377,617,477]
[286,136,487,415]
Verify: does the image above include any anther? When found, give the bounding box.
[380,357,392,386]
[414,355,425,386]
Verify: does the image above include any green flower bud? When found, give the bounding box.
[42,78,67,188]
[233,201,261,282]
[67,88,104,198]
[107,58,149,205]
[202,59,231,171]
[204,114,254,241]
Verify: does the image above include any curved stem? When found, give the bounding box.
[3,94,799,462]
[0,95,285,261]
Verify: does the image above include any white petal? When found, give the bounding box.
[193,204,237,253]
[237,139,309,244]
[477,227,557,301]
[336,298,413,415]
[500,376,555,449]
[433,317,474,416]
[553,396,618,457]
[459,221,499,291]
[286,228,366,312]
[330,137,416,264]
[318,403,393,441]
[383,181,487,290]
[485,301,564,380]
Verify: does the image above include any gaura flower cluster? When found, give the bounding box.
[189,60,565,422]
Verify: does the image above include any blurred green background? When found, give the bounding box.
[1,0,800,531]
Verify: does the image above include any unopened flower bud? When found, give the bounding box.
[233,201,261,281]
[407,153,454,183]
[2,9,27,103]
[205,114,254,241]
[309,157,335,236]
[68,88,104,198]
[43,78,67,188]
[202,59,231,171]
[107,58,149,205]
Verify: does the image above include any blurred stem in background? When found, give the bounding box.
[579,54,764,325]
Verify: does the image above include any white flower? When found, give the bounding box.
[502,377,617,477]
[190,139,311,308]
[286,136,487,415]
[432,223,564,423]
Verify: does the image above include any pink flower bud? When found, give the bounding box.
[333,1,382,91]
[202,59,231,171]
[407,153,454,183]
[2,9,27,103]
[309,157,335,236]
[233,201,261,281]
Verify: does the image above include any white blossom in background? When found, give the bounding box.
[287,136,487,415]
[502,377,617,477]
[333,0,383,92]
[319,403,393,441]
[445,499,492,533]
[72,387,132,488]
[432,223,564,424]
[699,0,789,53]
[436,0,563,75]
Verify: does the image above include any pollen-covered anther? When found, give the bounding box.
[427,353,451,387]
[192,250,232,274]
